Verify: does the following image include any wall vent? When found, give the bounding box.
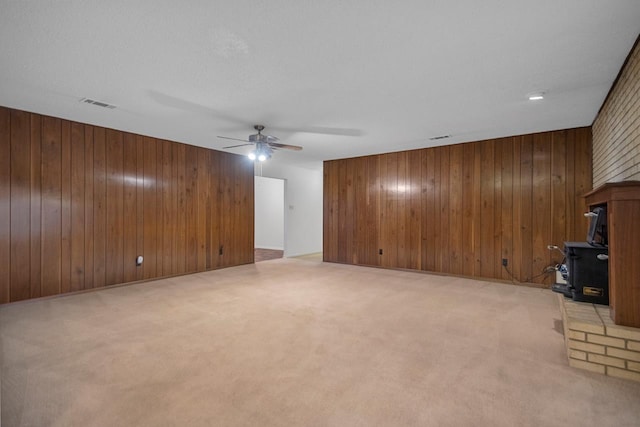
[429,134,450,141]
[79,98,116,109]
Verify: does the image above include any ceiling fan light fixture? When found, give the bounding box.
[220,125,301,161]
[249,144,271,162]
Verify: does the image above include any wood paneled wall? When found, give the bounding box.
[0,106,254,303]
[324,127,592,285]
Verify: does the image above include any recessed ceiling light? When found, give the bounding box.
[528,92,545,101]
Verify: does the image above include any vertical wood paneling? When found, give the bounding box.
[231,155,243,267]
[60,121,72,294]
[492,140,502,279]
[472,142,482,276]
[93,127,107,288]
[228,154,238,267]
[532,133,551,284]
[84,126,94,289]
[176,143,187,274]
[353,157,367,265]
[449,145,463,275]
[337,160,348,263]
[161,140,173,275]
[324,127,593,285]
[135,136,145,281]
[156,138,165,275]
[172,143,180,272]
[1,107,254,303]
[366,156,380,266]
[241,156,254,264]
[431,148,441,272]
[461,143,475,277]
[519,135,534,282]
[168,143,177,273]
[123,133,137,283]
[479,140,495,278]
[70,122,85,292]
[236,161,246,266]
[380,153,398,268]
[322,162,331,261]
[551,131,567,267]
[439,146,451,273]
[565,130,577,241]
[237,155,254,265]
[0,107,10,303]
[209,151,218,267]
[228,153,240,267]
[220,152,233,268]
[511,138,523,280]
[185,146,198,272]
[10,110,31,301]
[41,116,62,296]
[500,139,514,281]
[30,114,42,297]
[209,152,226,268]
[105,129,124,286]
[408,152,422,270]
[396,152,409,269]
[344,158,355,264]
[197,147,208,271]
[574,127,593,233]
[233,154,250,266]
[422,149,435,271]
[143,137,158,279]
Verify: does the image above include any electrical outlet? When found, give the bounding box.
[502,258,508,267]
[379,249,383,255]
[219,245,224,255]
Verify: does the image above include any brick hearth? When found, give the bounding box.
[558,294,640,382]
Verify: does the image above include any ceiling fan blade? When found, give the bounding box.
[268,142,303,151]
[269,125,364,137]
[223,143,254,149]
[148,90,249,125]
[149,91,363,137]
[217,136,251,143]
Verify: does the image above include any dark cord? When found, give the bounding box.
[502,264,556,284]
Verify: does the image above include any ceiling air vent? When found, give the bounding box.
[79,98,116,109]
[429,134,450,141]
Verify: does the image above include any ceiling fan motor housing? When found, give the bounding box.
[249,133,278,143]
[256,142,273,155]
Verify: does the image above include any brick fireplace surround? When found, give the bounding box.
[559,295,640,382]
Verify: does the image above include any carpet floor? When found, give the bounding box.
[2,259,640,426]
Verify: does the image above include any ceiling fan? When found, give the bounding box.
[218,125,302,161]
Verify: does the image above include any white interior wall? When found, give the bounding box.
[254,176,285,250]
[257,161,323,257]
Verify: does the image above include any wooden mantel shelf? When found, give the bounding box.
[584,181,640,328]
[584,180,640,205]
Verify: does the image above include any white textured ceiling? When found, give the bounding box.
[1,1,639,169]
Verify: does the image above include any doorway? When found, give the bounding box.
[254,176,285,262]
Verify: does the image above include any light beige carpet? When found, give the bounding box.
[2,259,640,426]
